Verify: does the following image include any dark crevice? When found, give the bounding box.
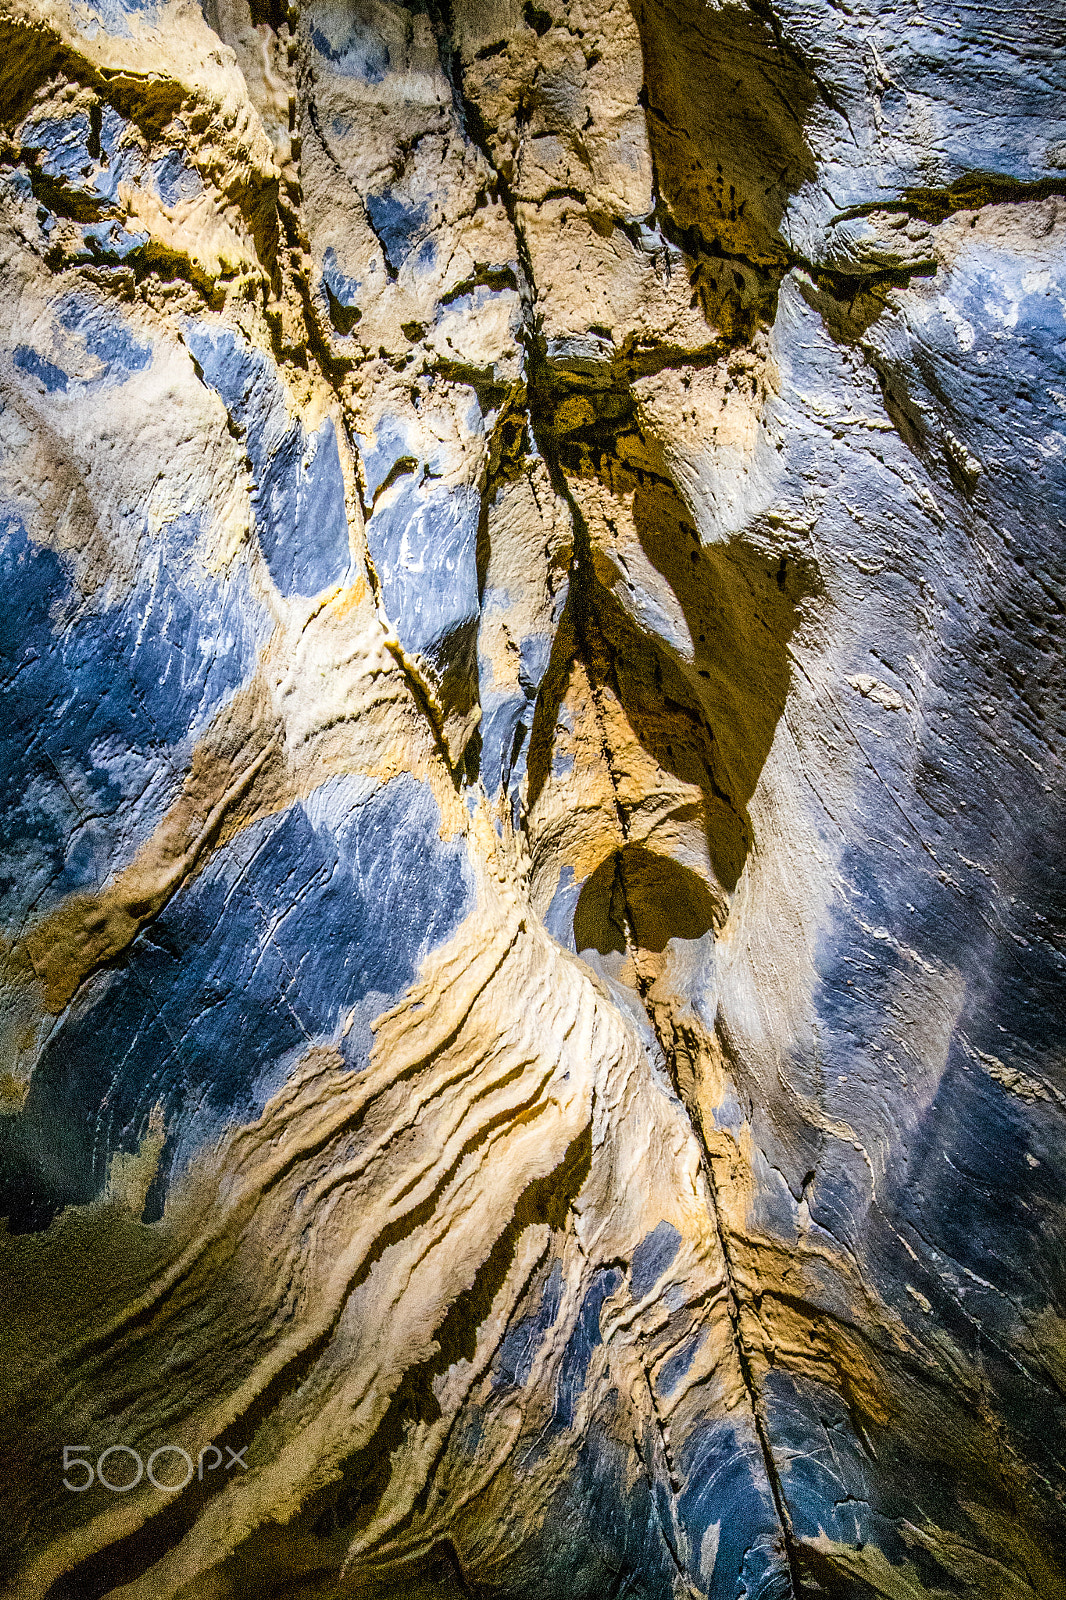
[521,337,814,892]
[639,999,801,1598]
[520,288,800,1590]
[836,171,1066,227]
[422,0,766,1221]
[325,281,361,333]
[370,454,419,510]
[439,262,519,304]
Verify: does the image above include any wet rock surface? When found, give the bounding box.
[0,0,1063,1594]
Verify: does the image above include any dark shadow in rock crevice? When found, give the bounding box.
[527,351,817,896]
[575,845,724,955]
[524,596,580,814]
[629,477,816,820]
[629,0,820,334]
[588,569,756,892]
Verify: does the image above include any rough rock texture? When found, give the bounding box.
[0,0,1063,1594]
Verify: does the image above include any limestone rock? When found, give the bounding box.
[0,0,1063,1594]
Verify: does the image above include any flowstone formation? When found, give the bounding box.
[0,0,1063,1592]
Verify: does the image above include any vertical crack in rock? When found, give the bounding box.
[642,993,802,1594]
[511,310,802,1581]
[525,376,802,1586]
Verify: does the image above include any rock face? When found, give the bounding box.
[0,0,1063,1593]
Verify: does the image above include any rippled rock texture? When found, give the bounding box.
[0,0,1063,1593]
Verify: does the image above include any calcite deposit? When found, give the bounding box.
[0,0,1063,1592]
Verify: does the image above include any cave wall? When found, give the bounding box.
[0,0,1063,1594]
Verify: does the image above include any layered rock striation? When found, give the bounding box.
[0,0,1063,1594]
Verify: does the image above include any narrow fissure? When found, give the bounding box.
[522,340,801,1586]
[444,38,804,1561]
[638,992,803,1597]
[422,24,802,1580]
